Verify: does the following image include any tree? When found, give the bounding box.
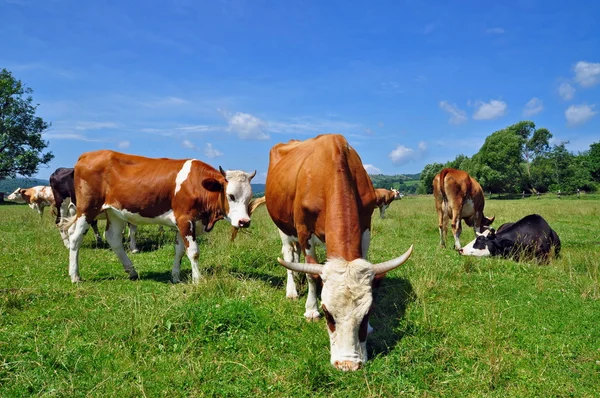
[0,69,53,180]
[419,162,444,194]
[587,142,600,182]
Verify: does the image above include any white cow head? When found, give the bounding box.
[278,245,413,371]
[6,188,26,203]
[459,229,493,256]
[219,167,256,229]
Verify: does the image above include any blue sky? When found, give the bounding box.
[2,0,599,183]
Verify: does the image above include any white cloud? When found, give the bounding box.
[486,27,505,34]
[573,61,600,87]
[204,143,223,158]
[44,133,104,142]
[388,141,427,166]
[472,100,507,120]
[565,104,597,126]
[182,139,196,149]
[74,121,118,131]
[224,111,269,140]
[118,141,130,149]
[439,101,467,124]
[141,96,189,108]
[175,125,212,133]
[523,97,544,117]
[558,82,575,100]
[363,164,381,174]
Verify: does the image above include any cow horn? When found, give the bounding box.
[372,245,414,276]
[277,258,323,276]
[219,166,227,178]
[249,170,257,180]
[488,215,495,223]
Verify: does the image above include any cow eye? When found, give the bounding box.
[322,304,336,332]
[228,194,235,201]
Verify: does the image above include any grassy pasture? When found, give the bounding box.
[1,196,599,397]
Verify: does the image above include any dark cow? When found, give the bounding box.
[61,150,255,283]
[50,167,138,252]
[460,214,560,262]
[433,168,494,249]
[261,134,413,371]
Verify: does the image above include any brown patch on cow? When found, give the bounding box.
[358,308,372,342]
[322,304,336,332]
[374,188,396,208]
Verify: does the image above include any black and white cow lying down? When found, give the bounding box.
[459,214,560,262]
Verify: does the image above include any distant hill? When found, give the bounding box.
[0,177,50,194]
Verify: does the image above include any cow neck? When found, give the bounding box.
[323,179,364,262]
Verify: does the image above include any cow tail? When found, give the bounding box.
[437,169,450,227]
[58,214,78,231]
[230,196,267,242]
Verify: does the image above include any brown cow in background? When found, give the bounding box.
[433,168,494,249]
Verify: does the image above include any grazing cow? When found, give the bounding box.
[433,168,494,249]
[460,214,561,262]
[6,186,55,218]
[263,134,413,371]
[62,150,256,283]
[50,167,138,252]
[374,188,400,219]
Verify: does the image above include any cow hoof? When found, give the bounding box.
[129,272,139,281]
[286,292,299,300]
[304,310,321,322]
[131,249,139,254]
[70,276,82,283]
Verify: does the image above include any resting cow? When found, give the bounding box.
[374,188,400,219]
[6,186,55,218]
[460,214,560,262]
[433,168,494,249]
[50,167,139,251]
[61,150,255,283]
[263,134,413,371]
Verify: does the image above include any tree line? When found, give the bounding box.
[419,121,600,195]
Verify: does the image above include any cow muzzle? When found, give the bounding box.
[237,218,251,228]
[333,360,362,371]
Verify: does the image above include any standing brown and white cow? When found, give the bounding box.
[374,188,400,219]
[6,186,55,218]
[433,168,494,249]
[63,150,256,283]
[263,134,413,371]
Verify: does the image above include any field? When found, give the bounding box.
[1,196,599,397]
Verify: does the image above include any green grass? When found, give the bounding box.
[1,196,599,397]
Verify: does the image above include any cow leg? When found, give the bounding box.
[379,206,384,219]
[90,220,103,245]
[177,219,201,283]
[304,245,321,322]
[437,201,447,248]
[104,215,139,280]
[279,229,300,299]
[451,213,463,250]
[57,200,71,248]
[128,223,139,253]
[171,232,186,283]
[67,215,91,283]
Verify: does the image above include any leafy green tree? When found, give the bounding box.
[587,142,600,182]
[0,69,53,180]
[419,162,444,194]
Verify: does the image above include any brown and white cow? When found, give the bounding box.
[62,150,255,283]
[374,188,400,219]
[263,134,413,371]
[433,168,494,249]
[6,186,55,218]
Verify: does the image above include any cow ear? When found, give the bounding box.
[372,273,386,288]
[488,228,496,239]
[202,178,223,192]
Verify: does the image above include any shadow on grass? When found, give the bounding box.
[368,277,417,359]
[227,266,286,289]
